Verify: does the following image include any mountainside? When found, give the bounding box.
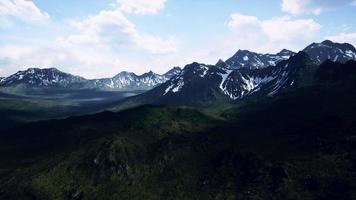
[303,40,356,64]
[225,49,295,69]
[315,60,356,85]
[221,52,317,98]
[0,67,181,92]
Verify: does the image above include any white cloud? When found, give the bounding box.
[261,16,321,41]
[0,45,37,60]
[326,32,356,46]
[0,0,180,79]
[0,39,183,79]
[117,0,166,15]
[281,0,355,15]
[281,0,322,15]
[227,13,260,29]
[0,0,49,24]
[65,4,177,54]
[225,13,321,53]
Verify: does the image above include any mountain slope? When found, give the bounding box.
[315,59,356,84]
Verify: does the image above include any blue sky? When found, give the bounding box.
[1,0,356,78]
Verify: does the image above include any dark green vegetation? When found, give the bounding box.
[0,60,356,199]
[0,89,142,130]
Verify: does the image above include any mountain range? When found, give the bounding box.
[0,67,182,91]
[2,40,355,97]
[84,67,182,91]
[111,40,356,110]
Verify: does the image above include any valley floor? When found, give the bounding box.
[0,89,143,130]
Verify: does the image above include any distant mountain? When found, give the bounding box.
[0,67,182,92]
[0,68,86,88]
[225,49,295,69]
[162,66,182,78]
[303,40,356,64]
[2,40,355,96]
[84,67,181,91]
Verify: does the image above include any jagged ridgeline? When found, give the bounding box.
[0,67,182,91]
[112,40,356,110]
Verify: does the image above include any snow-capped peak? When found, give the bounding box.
[163,67,182,77]
[303,40,356,64]
[225,49,295,69]
[85,67,182,91]
[0,67,86,87]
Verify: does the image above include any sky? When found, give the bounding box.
[0,0,356,79]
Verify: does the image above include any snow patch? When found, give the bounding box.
[268,71,289,96]
[241,76,274,93]
[345,50,356,58]
[164,83,175,95]
[172,80,184,92]
[199,65,209,78]
[163,76,185,95]
[333,55,339,62]
[219,69,233,92]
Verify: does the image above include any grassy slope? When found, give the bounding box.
[0,81,356,199]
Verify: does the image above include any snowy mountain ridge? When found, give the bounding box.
[225,49,296,69]
[128,40,356,106]
[0,67,182,91]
